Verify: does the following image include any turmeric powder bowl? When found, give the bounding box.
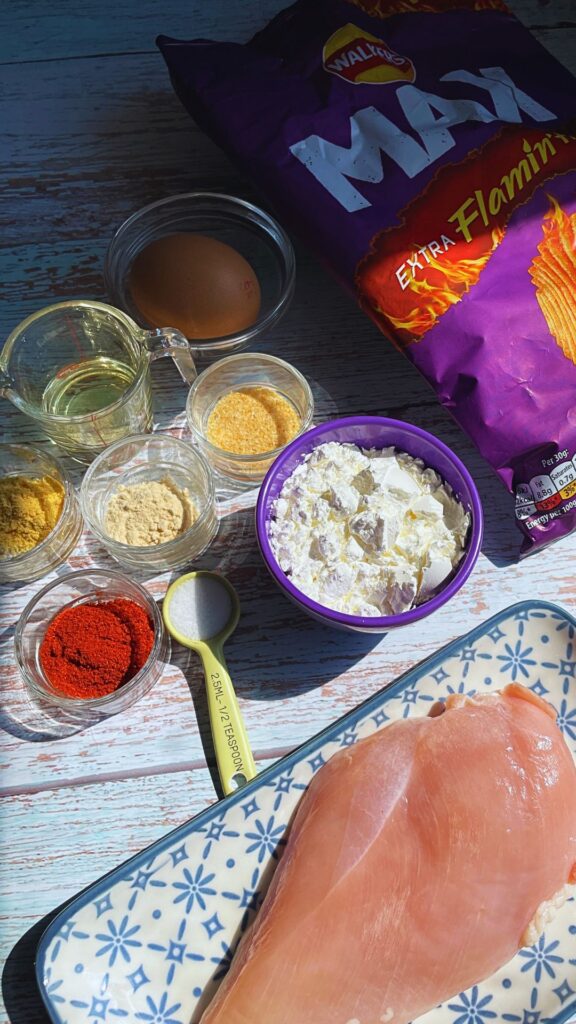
[186,353,314,487]
[15,569,169,719]
[0,443,82,583]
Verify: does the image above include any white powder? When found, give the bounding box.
[167,576,232,640]
[268,441,470,616]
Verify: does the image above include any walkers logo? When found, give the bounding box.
[322,24,415,85]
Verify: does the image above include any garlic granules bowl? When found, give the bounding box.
[256,416,483,633]
[80,434,218,572]
[187,352,314,488]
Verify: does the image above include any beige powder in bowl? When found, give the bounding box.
[104,478,198,546]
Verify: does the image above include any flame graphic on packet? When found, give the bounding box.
[383,226,505,340]
[356,127,576,347]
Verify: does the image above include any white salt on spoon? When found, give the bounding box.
[163,571,256,796]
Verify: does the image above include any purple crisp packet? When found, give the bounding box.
[158,0,576,554]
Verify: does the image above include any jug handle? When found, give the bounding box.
[142,327,197,385]
[0,367,18,402]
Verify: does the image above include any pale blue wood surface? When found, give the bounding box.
[1,3,576,1023]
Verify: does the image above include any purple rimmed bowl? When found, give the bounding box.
[255,416,483,633]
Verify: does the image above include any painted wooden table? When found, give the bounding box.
[1,2,575,1021]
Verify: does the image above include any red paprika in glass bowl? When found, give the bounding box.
[15,568,170,719]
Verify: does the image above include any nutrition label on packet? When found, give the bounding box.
[516,451,576,526]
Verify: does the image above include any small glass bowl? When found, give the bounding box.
[80,433,218,572]
[104,192,296,362]
[15,569,169,719]
[186,353,314,487]
[0,443,83,584]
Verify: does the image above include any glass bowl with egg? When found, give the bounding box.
[186,352,314,488]
[104,192,295,362]
[0,442,83,584]
[80,434,218,572]
[256,416,483,633]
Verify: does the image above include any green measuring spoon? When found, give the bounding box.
[163,570,257,796]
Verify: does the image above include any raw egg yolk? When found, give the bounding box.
[128,232,261,340]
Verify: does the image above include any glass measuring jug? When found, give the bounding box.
[0,301,197,462]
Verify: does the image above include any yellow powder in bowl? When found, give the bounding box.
[104,477,198,547]
[0,474,65,557]
[206,386,302,455]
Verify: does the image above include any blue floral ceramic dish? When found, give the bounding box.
[36,601,576,1024]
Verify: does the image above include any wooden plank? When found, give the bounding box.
[0,761,273,1024]
[2,0,575,64]
[2,0,287,63]
[530,25,576,69]
[3,529,575,792]
[1,53,238,261]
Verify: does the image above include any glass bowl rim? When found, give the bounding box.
[255,415,484,630]
[15,567,166,707]
[103,191,296,350]
[186,352,315,463]
[79,432,217,553]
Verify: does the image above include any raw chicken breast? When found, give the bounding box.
[201,684,576,1024]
